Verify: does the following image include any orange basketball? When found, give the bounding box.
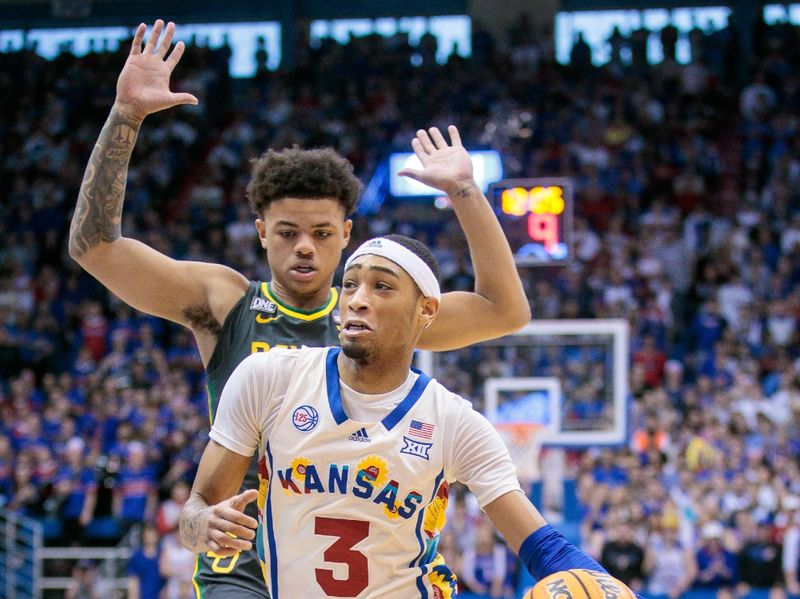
[523,569,635,599]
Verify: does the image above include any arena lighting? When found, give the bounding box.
[388,150,503,197]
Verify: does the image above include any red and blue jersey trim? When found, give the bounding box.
[409,469,445,598]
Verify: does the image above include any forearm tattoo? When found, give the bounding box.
[456,186,475,199]
[69,109,140,258]
[453,181,480,200]
[179,494,208,551]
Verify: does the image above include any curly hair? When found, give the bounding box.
[246,147,362,216]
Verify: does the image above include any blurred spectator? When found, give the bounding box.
[694,521,737,596]
[783,500,800,596]
[591,450,628,487]
[660,21,679,62]
[155,480,190,535]
[717,274,753,327]
[159,530,197,599]
[52,436,97,544]
[8,452,42,516]
[446,488,479,557]
[644,520,696,598]
[631,413,670,456]
[570,32,592,72]
[80,301,108,362]
[0,435,13,504]
[113,441,157,531]
[741,72,777,121]
[736,519,783,596]
[600,519,645,592]
[460,517,512,598]
[632,335,667,388]
[64,560,112,599]
[127,524,163,599]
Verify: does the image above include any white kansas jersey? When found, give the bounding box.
[210,347,521,599]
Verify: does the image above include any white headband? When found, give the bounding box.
[344,237,441,300]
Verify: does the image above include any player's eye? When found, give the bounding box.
[278,231,296,238]
[375,282,392,291]
[315,231,333,238]
[342,280,357,289]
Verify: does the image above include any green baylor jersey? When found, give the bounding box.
[194,281,340,598]
[206,281,341,422]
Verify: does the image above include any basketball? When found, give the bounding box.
[524,569,635,599]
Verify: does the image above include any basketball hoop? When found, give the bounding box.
[494,422,545,485]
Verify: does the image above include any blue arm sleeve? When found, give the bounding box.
[518,524,607,580]
[518,525,646,599]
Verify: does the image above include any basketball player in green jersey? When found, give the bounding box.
[69,21,530,599]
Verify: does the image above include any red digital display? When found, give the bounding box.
[488,178,573,266]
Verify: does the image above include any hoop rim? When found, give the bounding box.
[494,422,546,445]
[494,423,544,483]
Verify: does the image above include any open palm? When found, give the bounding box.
[398,126,475,196]
[115,20,198,120]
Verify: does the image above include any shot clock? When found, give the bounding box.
[487,178,573,266]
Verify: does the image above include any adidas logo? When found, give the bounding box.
[348,428,371,443]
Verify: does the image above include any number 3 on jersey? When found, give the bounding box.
[315,517,369,597]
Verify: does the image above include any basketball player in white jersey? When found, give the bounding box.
[179,235,616,598]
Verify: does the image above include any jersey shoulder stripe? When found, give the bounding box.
[323,347,432,429]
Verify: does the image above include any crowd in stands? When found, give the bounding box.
[2,8,800,598]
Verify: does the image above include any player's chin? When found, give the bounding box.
[341,340,372,361]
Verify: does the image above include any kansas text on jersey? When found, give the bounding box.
[210,347,521,599]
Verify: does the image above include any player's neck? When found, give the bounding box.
[268,279,332,311]
[337,353,414,395]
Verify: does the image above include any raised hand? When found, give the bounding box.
[398,126,476,197]
[114,20,198,121]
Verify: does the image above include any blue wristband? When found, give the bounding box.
[519,526,645,598]
[518,524,607,581]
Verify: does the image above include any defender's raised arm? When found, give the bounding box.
[69,21,247,361]
[69,20,198,260]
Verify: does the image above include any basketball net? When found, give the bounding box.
[494,423,545,485]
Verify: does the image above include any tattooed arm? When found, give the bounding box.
[69,21,247,353]
[399,126,531,351]
[179,440,256,555]
[69,107,141,258]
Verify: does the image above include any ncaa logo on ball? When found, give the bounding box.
[545,577,571,597]
[292,405,319,432]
